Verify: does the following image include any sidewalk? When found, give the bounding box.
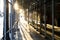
[18,16,45,40]
[12,14,45,40]
[12,22,23,40]
[21,20,45,40]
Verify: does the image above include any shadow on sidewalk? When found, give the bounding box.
[12,23,23,40]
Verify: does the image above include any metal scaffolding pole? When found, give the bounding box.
[28,9,29,24]
[44,0,47,38]
[52,0,55,40]
[36,4,38,31]
[3,0,6,40]
[28,1,30,24]
[40,0,42,34]
[3,0,10,40]
[9,0,14,40]
[6,0,10,40]
[0,0,10,40]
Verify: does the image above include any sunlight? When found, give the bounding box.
[19,9,24,16]
[19,9,25,22]
[13,1,19,11]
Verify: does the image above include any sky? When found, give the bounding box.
[0,0,4,39]
[0,0,4,12]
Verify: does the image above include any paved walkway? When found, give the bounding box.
[19,20,45,40]
[12,22,23,40]
[18,14,45,40]
[12,13,45,40]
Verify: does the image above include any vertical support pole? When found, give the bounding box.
[6,0,10,40]
[31,6,33,25]
[28,8,29,24]
[36,4,38,31]
[52,0,55,40]
[33,4,36,25]
[34,5,35,25]
[25,10,26,20]
[3,0,6,40]
[44,0,46,38]
[40,0,42,34]
[9,0,13,40]
[27,0,30,24]
[40,13,42,34]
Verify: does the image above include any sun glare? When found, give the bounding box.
[13,2,19,11]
